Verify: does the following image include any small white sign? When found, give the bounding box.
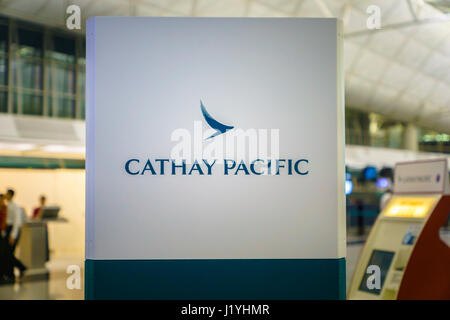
[394,159,448,194]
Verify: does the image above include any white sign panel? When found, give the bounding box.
[86,17,345,261]
[394,159,448,194]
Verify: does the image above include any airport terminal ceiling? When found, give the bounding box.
[0,0,449,133]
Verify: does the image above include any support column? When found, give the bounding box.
[403,123,419,151]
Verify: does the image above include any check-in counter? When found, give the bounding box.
[17,217,67,281]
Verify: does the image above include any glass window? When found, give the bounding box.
[77,67,85,119]
[46,62,52,89]
[386,124,404,149]
[0,24,8,55]
[20,60,42,89]
[54,63,75,93]
[45,34,78,119]
[48,35,75,63]
[22,93,43,115]
[0,20,87,119]
[0,57,7,86]
[78,38,85,65]
[0,90,7,113]
[12,59,18,87]
[419,129,450,153]
[18,28,43,58]
[46,95,53,117]
[56,97,75,118]
[77,68,85,94]
[79,97,85,119]
[12,91,18,114]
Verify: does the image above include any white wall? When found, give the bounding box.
[0,168,85,256]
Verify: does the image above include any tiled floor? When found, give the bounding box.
[0,254,84,300]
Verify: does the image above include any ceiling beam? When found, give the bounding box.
[34,0,52,16]
[342,1,352,28]
[190,0,197,17]
[244,0,252,17]
[315,0,333,17]
[291,0,305,16]
[129,0,137,16]
[407,0,418,21]
[346,16,450,38]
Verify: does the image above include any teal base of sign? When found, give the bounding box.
[85,258,346,300]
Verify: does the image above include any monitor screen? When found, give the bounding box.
[358,249,395,295]
[41,206,60,220]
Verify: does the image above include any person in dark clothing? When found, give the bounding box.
[5,225,27,280]
[32,195,46,219]
[5,189,27,281]
[0,194,14,284]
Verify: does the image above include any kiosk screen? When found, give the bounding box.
[384,197,435,218]
[358,250,395,295]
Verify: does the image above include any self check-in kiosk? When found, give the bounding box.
[348,159,450,300]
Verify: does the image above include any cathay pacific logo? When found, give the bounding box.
[123,100,310,176]
[201,101,234,140]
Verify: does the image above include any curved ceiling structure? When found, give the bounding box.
[1,0,449,132]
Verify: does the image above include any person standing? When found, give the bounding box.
[33,195,50,261]
[32,195,46,219]
[0,193,14,283]
[5,189,27,280]
[0,194,6,234]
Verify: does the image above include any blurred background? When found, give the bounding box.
[0,0,448,299]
